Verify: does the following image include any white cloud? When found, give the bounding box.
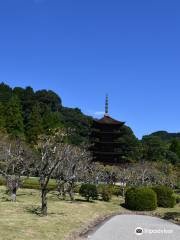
[83,110,104,117]
[93,111,104,116]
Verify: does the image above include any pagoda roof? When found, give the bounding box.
[94,114,125,125]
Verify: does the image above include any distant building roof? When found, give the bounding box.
[94,114,125,125]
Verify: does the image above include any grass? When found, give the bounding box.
[0,186,179,240]
[154,204,180,222]
[0,186,127,240]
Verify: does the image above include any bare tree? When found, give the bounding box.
[54,145,91,201]
[0,133,34,201]
[35,129,71,215]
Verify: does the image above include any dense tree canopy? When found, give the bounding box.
[6,95,24,139]
[0,82,92,144]
[0,82,179,166]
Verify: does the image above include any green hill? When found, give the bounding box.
[144,131,180,143]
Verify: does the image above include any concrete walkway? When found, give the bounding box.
[87,215,180,240]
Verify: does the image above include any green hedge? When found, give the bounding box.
[125,187,157,211]
[152,186,176,208]
[0,176,57,191]
[22,178,57,191]
[79,184,98,201]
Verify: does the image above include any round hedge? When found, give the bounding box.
[125,187,157,211]
[152,186,176,208]
[79,184,98,201]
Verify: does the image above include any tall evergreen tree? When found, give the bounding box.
[6,95,24,139]
[0,82,12,103]
[26,104,43,144]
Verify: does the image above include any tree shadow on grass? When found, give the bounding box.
[75,198,97,204]
[25,206,42,216]
[48,211,66,216]
[0,196,11,202]
[25,206,66,217]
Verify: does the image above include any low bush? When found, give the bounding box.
[97,184,122,196]
[74,183,81,193]
[99,185,112,202]
[152,186,176,208]
[111,185,122,197]
[79,184,98,201]
[0,176,5,186]
[125,187,157,211]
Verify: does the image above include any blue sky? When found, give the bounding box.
[0,0,180,139]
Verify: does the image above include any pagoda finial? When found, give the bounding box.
[105,94,109,116]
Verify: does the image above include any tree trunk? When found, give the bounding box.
[69,189,74,201]
[122,187,125,198]
[68,182,74,201]
[11,193,16,202]
[41,189,48,216]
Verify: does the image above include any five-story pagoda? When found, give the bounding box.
[90,95,125,165]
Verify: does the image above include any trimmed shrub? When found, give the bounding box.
[79,184,98,201]
[152,186,176,208]
[125,187,157,211]
[125,187,137,210]
[99,186,112,202]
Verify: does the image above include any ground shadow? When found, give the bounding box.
[163,212,180,220]
[75,198,97,203]
[120,203,127,208]
[25,206,42,216]
[25,206,66,217]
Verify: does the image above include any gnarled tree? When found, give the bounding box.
[54,144,91,201]
[0,132,34,201]
[35,129,71,215]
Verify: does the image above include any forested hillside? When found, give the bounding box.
[0,82,179,165]
[144,131,180,143]
[0,82,92,144]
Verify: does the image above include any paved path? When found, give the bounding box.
[87,215,180,240]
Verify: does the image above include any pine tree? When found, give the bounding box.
[6,95,24,139]
[26,104,43,144]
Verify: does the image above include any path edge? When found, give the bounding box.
[65,211,180,240]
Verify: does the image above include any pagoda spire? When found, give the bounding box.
[105,94,109,116]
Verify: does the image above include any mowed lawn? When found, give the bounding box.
[0,186,179,240]
[0,186,127,240]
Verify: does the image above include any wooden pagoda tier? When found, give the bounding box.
[90,114,125,165]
